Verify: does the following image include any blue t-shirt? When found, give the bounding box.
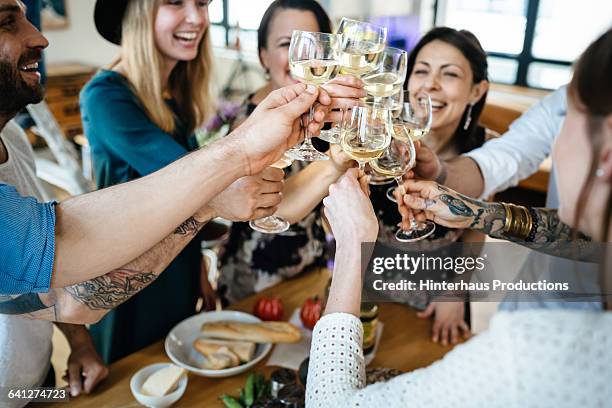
[0,183,55,294]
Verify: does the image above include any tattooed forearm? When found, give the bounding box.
[439,194,475,218]
[437,186,593,259]
[0,214,210,323]
[65,269,157,310]
[174,216,204,236]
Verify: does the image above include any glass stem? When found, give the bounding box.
[301,105,316,150]
[396,180,418,230]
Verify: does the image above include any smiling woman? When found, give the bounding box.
[79,0,218,363]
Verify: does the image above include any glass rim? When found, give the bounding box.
[336,17,388,35]
[291,30,340,40]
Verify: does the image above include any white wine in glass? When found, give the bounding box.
[318,18,386,144]
[339,40,385,76]
[286,30,340,162]
[340,104,392,172]
[363,72,403,97]
[289,60,339,85]
[363,47,407,105]
[249,156,294,234]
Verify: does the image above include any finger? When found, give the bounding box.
[251,206,278,219]
[325,74,364,88]
[450,325,459,345]
[277,84,319,118]
[68,363,83,397]
[321,83,367,99]
[323,111,344,125]
[416,303,435,319]
[402,193,432,211]
[431,319,441,343]
[440,324,450,346]
[261,167,284,182]
[316,85,332,106]
[258,192,283,208]
[402,179,436,195]
[83,366,109,394]
[314,105,329,122]
[259,180,284,194]
[459,321,471,339]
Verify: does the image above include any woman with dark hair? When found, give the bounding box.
[307,28,612,406]
[217,0,363,304]
[371,27,490,345]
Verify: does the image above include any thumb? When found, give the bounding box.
[416,303,435,319]
[277,85,318,120]
[67,362,83,397]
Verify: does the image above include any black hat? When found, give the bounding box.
[94,0,130,45]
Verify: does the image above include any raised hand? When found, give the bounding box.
[320,75,367,125]
[397,179,488,230]
[206,166,284,221]
[230,83,328,175]
[323,168,378,245]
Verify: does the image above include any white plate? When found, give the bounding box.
[164,311,272,378]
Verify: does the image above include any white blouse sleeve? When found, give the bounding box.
[306,312,514,408]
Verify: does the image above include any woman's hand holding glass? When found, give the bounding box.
[286,30,341,161]
[323,168,378,246]
[397,179,487,230]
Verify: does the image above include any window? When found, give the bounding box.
[436,0,611,89]
[210,0,274,51]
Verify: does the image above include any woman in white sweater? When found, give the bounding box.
[307,28,612,407]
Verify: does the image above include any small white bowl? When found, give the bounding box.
[130,363,187,408]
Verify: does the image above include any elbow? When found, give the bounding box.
[60,303,107,325]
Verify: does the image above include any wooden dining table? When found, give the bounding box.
[43,268,461,407]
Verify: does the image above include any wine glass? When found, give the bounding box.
[249,155,294,234]
[363,47,408,105]
[340,103,392,173]
[389,92,435,242]
[318,18,387,144]
[286,30,340,161]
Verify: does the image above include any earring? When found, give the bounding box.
[596,168,605,178]
[463,103,474,130]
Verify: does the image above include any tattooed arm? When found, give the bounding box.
[0,208,212,323]
[398,180,593,260]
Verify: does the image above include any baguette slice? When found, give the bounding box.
[200,350,236,370]
[200,321,301,344]
[194,338,256,362]
[141,364,185,397]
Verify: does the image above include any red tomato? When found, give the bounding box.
[300,296,322,330]
[253,297,284,321]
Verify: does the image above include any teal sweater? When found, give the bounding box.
[80,70,201,363]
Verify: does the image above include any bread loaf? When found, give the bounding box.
[193,338,256,362]
[200,321,301,343]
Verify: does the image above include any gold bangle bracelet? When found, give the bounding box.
[502,203,533,240]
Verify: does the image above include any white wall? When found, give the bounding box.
[43,0,118,67]
[42,0,263,95]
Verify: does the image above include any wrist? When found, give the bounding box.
[194,206,216,223]
[58,324,93,349]
[219,129,251,176]
[435,161,448,184]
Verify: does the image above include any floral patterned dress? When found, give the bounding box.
[210,96,329,304]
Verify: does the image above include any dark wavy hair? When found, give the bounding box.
[257,0,332,67]
[569,27,612,243]
[405,27,489,154]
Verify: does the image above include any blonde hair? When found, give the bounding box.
[118,0,215,133]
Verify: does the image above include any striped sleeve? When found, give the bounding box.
[0,183,56,294]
